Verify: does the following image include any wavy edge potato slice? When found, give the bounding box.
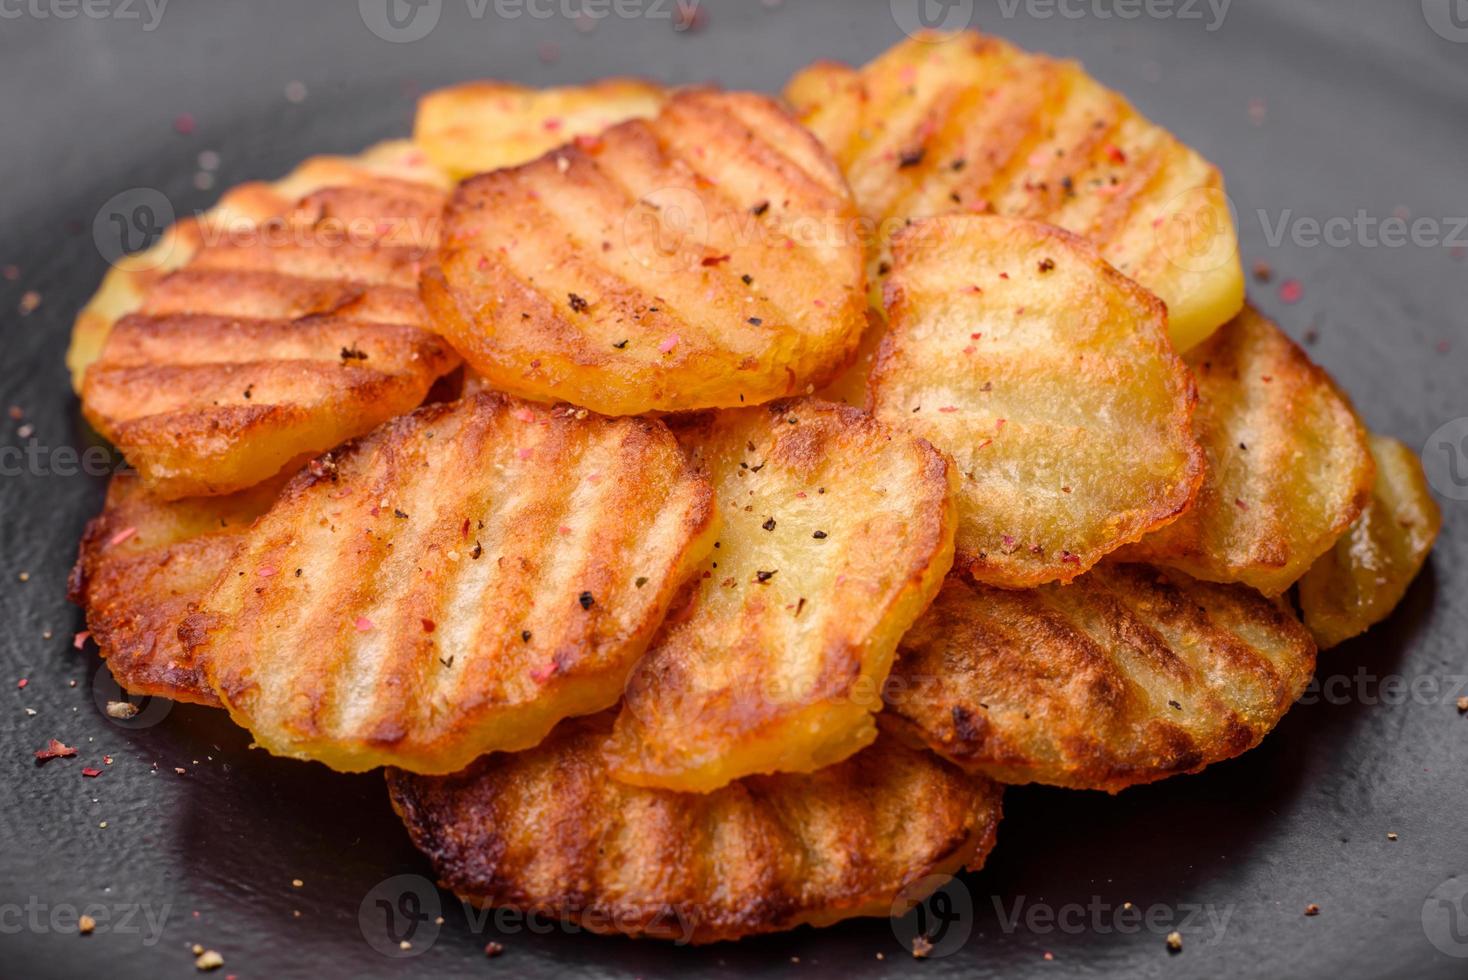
[1298,434,1442,649]
[869,214,1203,589]
[884,564,1317,793]
[1117,306,1375,596]
[67,471,291,706]
[604,398,957,792]
[785,30,1244,352]
[422,88,869,415]
[182,393,719,774]
[387,715,1003,944]
[67,140,449,392]
[413,78,666,179]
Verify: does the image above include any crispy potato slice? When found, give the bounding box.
[181,393,718,774]
[604,399,956,792]
[67,472,288,706]
[1298,435,1442,649]
[422,89,868,415]
[67,140,449,391]
[388,714,1002,944]
[884,565,1317,793]
[869,215,1202,589]
[1118,307,1375,596]
[414,79,666,179]
[785,31,1244,350]
[79,164,462,499]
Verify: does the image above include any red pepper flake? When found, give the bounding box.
[103,755,113,765]
[701,254,731,267]
[485,941,505,958]
[1279,279,1304,305]
[1234,498,1250,511]
[1104,144,1127,164]
[35,739,77,761]
[421,619,436,633]
[81,767,102,778]
[938,406,959,413]
[257,566,278,578]
[543,118,563,133]
[1437,340,1451,355]
[658,334,680,354]
[73,631,91,650]
[573,133,604,153]
[173,113,196,135]
[1060,551,1081,565]
[529,660,558,684]
[354,616,374,632]
[104,526,138,548]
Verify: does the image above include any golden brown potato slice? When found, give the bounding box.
[1298,435,1442,649]
[181,393,718,774]
[884,565,1317,793]
[785,31,1243,351]
[388,714,1002,944]
[414,79,666,179]
[868,215,1202,590]
[67,472,288,706]
[67,140,449,391]
[422,89,868,416]
[80,165,462,499]
[604,399,956,792]
[1118,307,1375,596]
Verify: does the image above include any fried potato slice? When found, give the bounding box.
[1117,307,1375,596]
[387,714,1002,944]
[67,140,449,391]
[869,215,1202,589]
[67,472,288,706]
[422,89,868,415]
[785,31,1244,350]
[414,79,666,179]
[884,565,1317,793]
[181,393,718,774]
[604,399,956,792]
[1298,435,1442,649]
[79,162,462,499]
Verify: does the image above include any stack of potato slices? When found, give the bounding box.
[68,31,1440,946]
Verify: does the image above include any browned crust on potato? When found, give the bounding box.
[869,214,1203,589]
[423,89,867,415]
[604,398,957,792]
[1118,307,1376,595]
[67,473,288,705]
[79,166,460,499]
[181,393,718,774]
[387,716,1002,944]
[884,564,1317,793]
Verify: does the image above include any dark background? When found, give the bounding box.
[2,1,1466,977]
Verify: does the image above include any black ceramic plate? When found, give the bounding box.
[2,1,1466,977]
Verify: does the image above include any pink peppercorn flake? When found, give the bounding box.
[35,739,77,761]
[82,767,102,778]
[73,631,91,650]
[106,526,137,548]
[354,616,374,632]
[16,678,27,689]
[1279,279,1304,305]
[174,113,196,135]
[658,334,679,354]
